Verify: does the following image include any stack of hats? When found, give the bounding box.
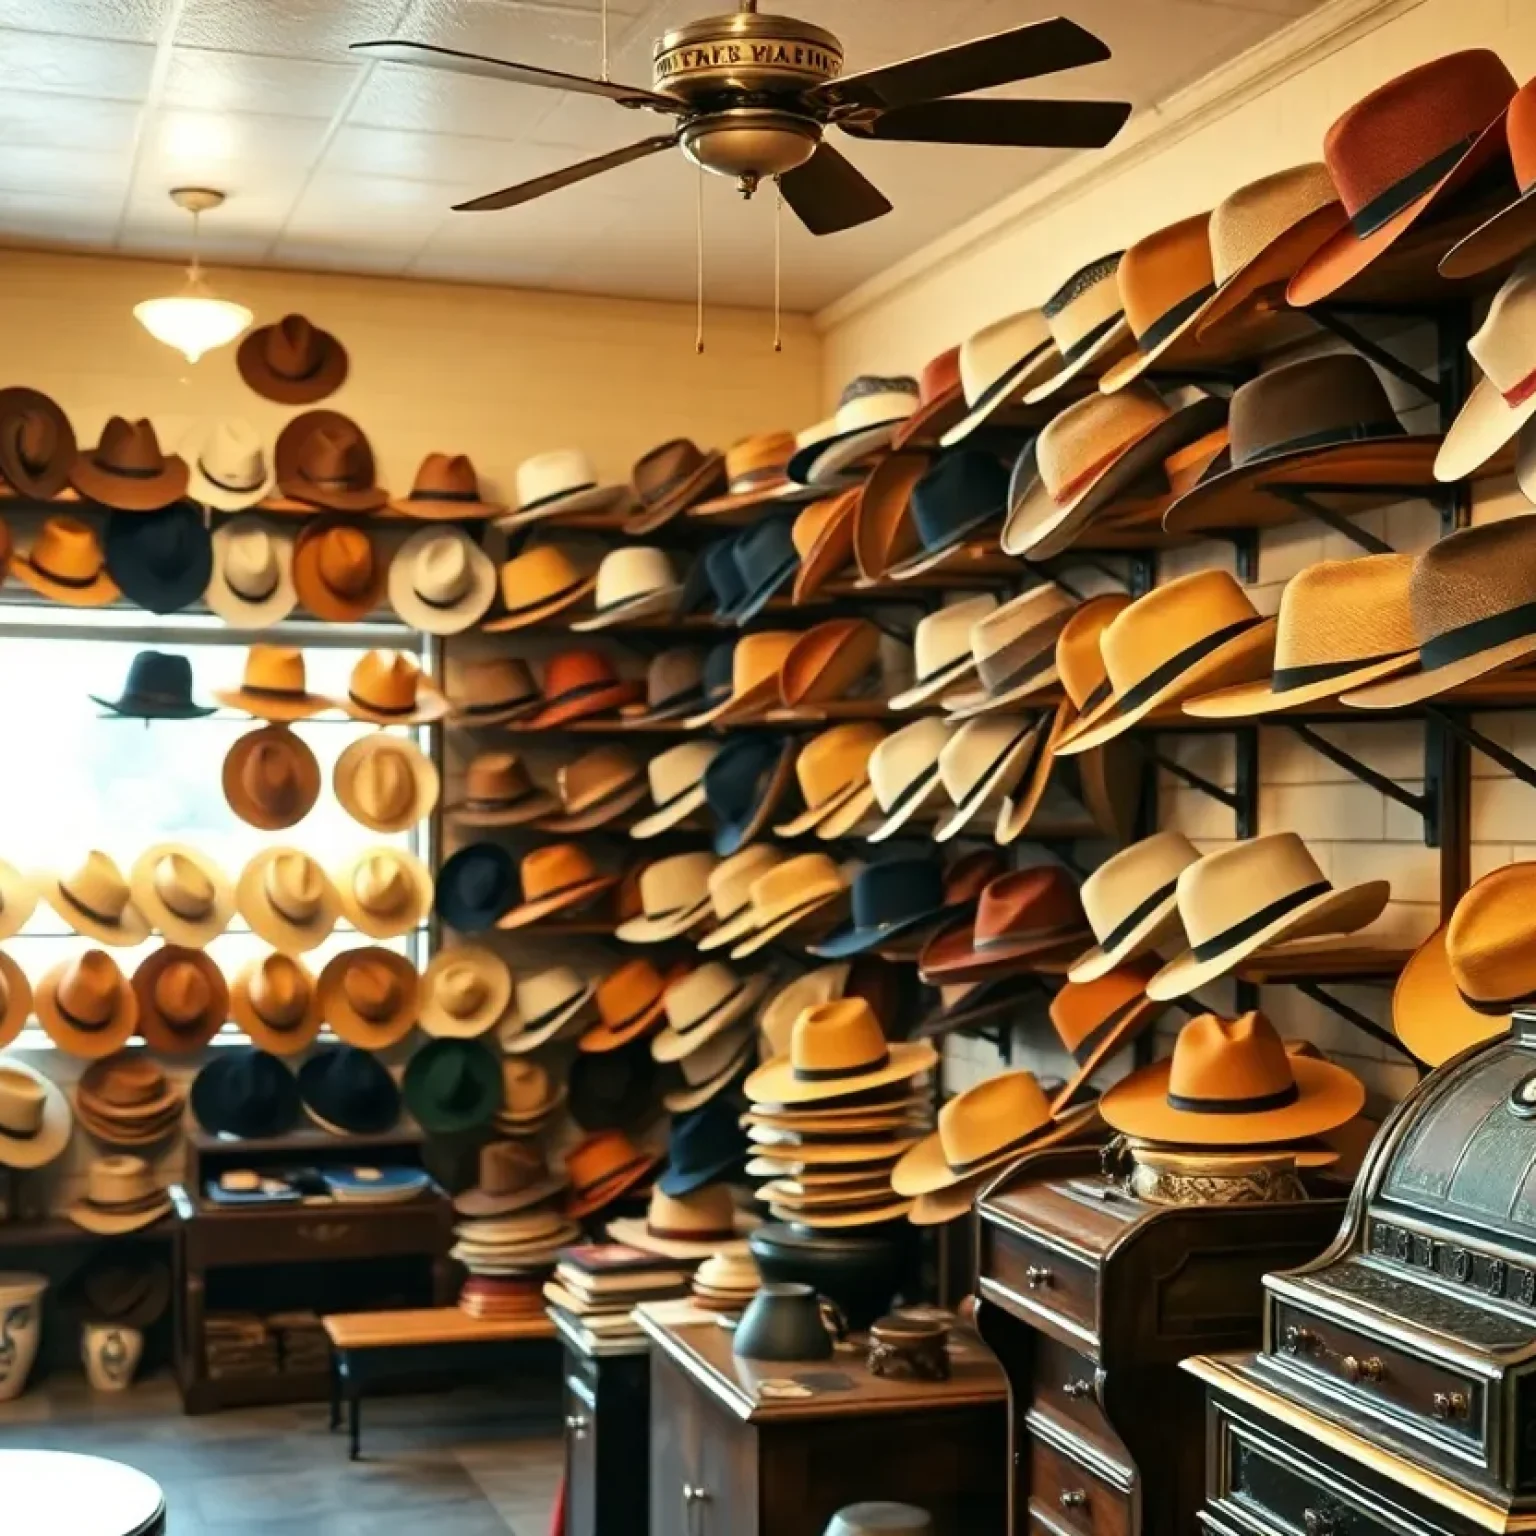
[452,1142,576,1297]
[690,1251,760,1314]
[742,998,936,1229]
[74,1054,185,1146]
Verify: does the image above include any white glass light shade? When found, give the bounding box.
[133,294,254,363]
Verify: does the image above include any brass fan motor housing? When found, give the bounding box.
[680,109,822,180]
[654,10,844,104]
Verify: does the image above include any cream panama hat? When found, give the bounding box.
[932,716,1041,842]
[185,418,275,511]
[504,448,626,525]
[0,1060,72,1168]
[130,845,236,949]
[500,966,596,1054]
[696,845,787,952]
[420,945,514,1039]
[570,547,683,631]
[942,584,1075,719]
[788,376,922,487]
[745,997,936,1107]
[207,517,296,627]
[41,852,150,947]
[632,742,720,839]
[0,859,38,942]
[1146,833,1390,1001]
[333,734,439,833]
[336,847,433,940]
[388,525,496,635]
[757,964,849,1059]
[651,962,770,1063]
[866,719,952,843]
[940,310,1059,447]
[68,1155,170,1235]
[1067,831,1200,984]
[1023,253,1136,404]
[887,594,999,712]
[237,848,341,954]
[606,1183,756,1260]
[729,853,849,960]
[615,852,718,944]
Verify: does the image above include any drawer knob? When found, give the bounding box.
[683,1484,712,1504]
[564,1413,589,1439]
[1432,1390,1469,1421]
[1058,1490,1087,1511]
[1303,1511,1338,1536]
[1342,1353,1385,1385]
[1025,1265,1054,1290]
[1282,1326,1319,1356]
[1062,1378,1094,1400]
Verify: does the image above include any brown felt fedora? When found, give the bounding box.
[1443,77,1536,279]
[448,751,558,828]
[238,312,348,405]
[918,866,1088,984]
[216,644,335,723]
[389,452,503,520]
[292,520,388,621]
[1024,253,1136,403]
[272,410,386,513]
[37,950,139,1058]
[69,417,188,511]
[13,516,119,606]
[230,952,322,1055]
[779,618,881,708]
[223,724,322,831]
[626,438,727,534]
[0,387,75,499]
[1049,959,1165,1108]
[318,946,420,1050]
[132,946,229,1055]
[539,747,647,833]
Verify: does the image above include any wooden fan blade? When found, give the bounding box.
[779,142,892,236]
[351,39,678,109]
[808,17,1111,113]
[844,98,1132,151]
[454,135,680,213]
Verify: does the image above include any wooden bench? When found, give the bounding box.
[323,1307,558,1459]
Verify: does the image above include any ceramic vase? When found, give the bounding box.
[82,1323,144,1392]
[0,1271,47,1402]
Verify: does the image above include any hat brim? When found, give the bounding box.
[40,875,150,948]
[891,381,966,450]
[940,344,1062,448]
[765,1198,914,1229]
[189,465,277,514]
[684,676,782,729]
[482,575,597,632]
[1342,629,1536,709]
[1441,183,1536,280]
[499,483,630,527]
[1146,880,1390,1001]
[564,1155,660,1219]
[1438,364,1536,484]
[450,788,563,829]
[569,585,684,633]
[214,686,334,724]
[68,1195,172,1236]
[772,774,871,839]
[236,852,341,954]
[689,476,820,521]
[605,1211,755,1261]
[388,536,497,636]
[505,985,597,1054]
[790,499,859,606]
[853,451,932,583]
[1022,317,1136,404]
[808,902,954,961]
[92,693,217,721]
[652,972,772,1063]
[36,960,139,1059]
[390,492,504,520]
[883,509,1005,583]
[789,419,909,486]
[625,453,729,534]
[616,893,715,945]
[533,779,647,834]
[867,765,950,843]
[578,992,670,1054]
[1393,921,1500,1067]
[632,785,710,840]
[743,1038,935,1107]
[0,1062,71,1167]
[1183,650,1418,719]
[343,685,449,728]
[729,887,848,960]
[994,702,1073,844]
[1048,992,1165,1110]
[496,874,619,932]
[932,722,1040,843]
[130,845,236,950]
[12,551,119,607]
[662,1038,756,1115]
[892,1103,1098,1197]
[207,523,298,628]
[70,456,189,512]
[454,1175,568,1219]
[943,663,1061,721]
[527,679,644,729]
[886,652,983,713]
[918,917,1090,985]
[1067,897,1184,985]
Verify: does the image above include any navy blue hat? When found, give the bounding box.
[705,736,798,856]
[298,1046,401,1135]
[190,1048,300,1140]
[104,503,213,614]
[90,650,215,719]
[888,451,1009,576]
[435,842,518,933]
[679,540,723,616]
[701,641,736,704]
[723,516,799,625]
[658,1097,748,1197]
[810,858,953,959]
[704,537,748,616]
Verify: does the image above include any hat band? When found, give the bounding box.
[1078,676,1113,714]
[241,682,312,702]
[93,457,164,480]
[647,1221,737,1242]
[409,488,479,503]
[648,777,705,816]
[542,677,628,710]
[1238,418,1403,470]
[978,639,1058,697]
[1097,877,1181,953]
[729,464,787,492]
[1350,131,1479,239]
[0,1106,41,1140]
[881,761,942,820]
[1115,615,1265,715]
[976,919,1083,954]
[602,989,665,1033]
[58,996,115,1033]
[1189,879,1332,963]
[1058,311,1124,367]
[641,462,706,506]
[1166,1081,1300,1115]
[948,1120,1052,1175]
[464,786,540,813]
[58,881,125,929]
[1067,992,1149,1066]
[349,688,422,717]
[794,1049,891,1083]
[460,692,538,717]
[1271,647,1408,693]
[966,340,1054,416]
[30,554,104,589]
[256,1007,306,1032]
[953,724,1035,808]
[498,573,589,618]
[649,683,706,714]
[672,979,747,1036]
[592,584,675,616]
[302,473,369,492]
[230,570,281,602]
[1420,596,1536,676]
[120,689,197,707]
[413,581,473,611]
[199,460,265,494]
[1133,283,1217,353]
[642,892,712,926]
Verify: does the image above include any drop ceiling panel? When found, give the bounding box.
[0,28,155,100]
[174,0,408,60]
[161,46,360,119]
[0,0,172,44]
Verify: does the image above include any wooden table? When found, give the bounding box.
[3,1449,166,1535]
[637,1304,1006,1536]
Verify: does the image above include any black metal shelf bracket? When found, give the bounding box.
[1309,307,1444,406]
[1281,720,1439,847]
[1291,980,1424,1073]
[1142,725,1258,838]
[1425,705,1536,790]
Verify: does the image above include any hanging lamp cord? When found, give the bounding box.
[696,166,706,354]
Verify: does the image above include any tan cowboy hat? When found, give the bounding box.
[852,450,931,582]
[448,656,541,725]
[497,844,618,931]
[615,852,718,944]
[501,966,597,1055]
[206,515,297,628]
[729,853,848,960]
[773,723,886,839]
[344,650,447,726]
[789,490,858,603]
[40,852,150,947]
[1445,861,1536,1023]
[1147,833,1390,1001]
[130,845,235,949]
[651,963,770,1064]
[388,524,496,635]
[238,312,348,403]
[230,952,323,1056]
[390,451,503,520]
[993,701,1076,846]
[696,846,787,952]
[939,310,1058,447]
[0,1060,72,1168]
[537,747,646,833]
[482,544,596,631]
[0,953,32,1050]
[866,719,953,843]
[0,859,38,942]
[12,516,120,606]
[132,946,229,1055]
[215,644,335,723]
[942,585,1074,719]
[420,945,513,1040]
[1022,253,1136,404]
[755,964,850,1059]
[318,947,420,1050]
[684,632,800,727]
[632,742,720,839]
[447,751,559,829]
[1393,921,1497,1069]
[1056,571,1276,755]
[570,546,683,631]
[237,848,341,954]
[336,847,433,940]
[888,595,998,711]
[333,733,439,833]
[1067,831,1199,984]
[454,1142,566,1219]
[70,417,188,511]
[606,1184,755,1260]
[223,724,322,832]
[68,1155,171,1236]
[292,519,388,620]
[1101,1010,1364,1146]
[36,950,140,1058]
[779,618,880,709]
[744,997,935,1107]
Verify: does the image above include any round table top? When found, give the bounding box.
[2,1450,165,1535]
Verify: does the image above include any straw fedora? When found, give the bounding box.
[336,847,432,940]
[93,650,215,722]
[773,723,886,839]
[132,946,228,1055]
[932,716,1040,841]
[652,962,770,1063]
[757,964,849,1058]
[720,516,798,624]
[298,1045,401,1135]
[706,736,797,856]
[189,1047,300,1139]
[12,516,120,606]
[1101,1010,1364,1146]
[993,701,1078,846]
[1147,833,1390,1001]
[449,656,541,725]
[607,1183,756,1260]
[222,724,322,831]
[0,861,35,945]
[37,950,139,1058]
[790,491,858,604]
[104,502,213,615]
[891,346,965,450]
[940,312,1057,447]
[318,947,419,1050]
[497,844,618,930]
[779,618,880,709]
[482,544,595,631]
[1393,921,1499,1068]
[884,452,1009,581]
[237,848,341,954]
[455,1142,566,1219]
[402,1038,502,1136]
[852,450,931,582]
[334,733,438,833]
[1049,960,1166,1106]
[507,448,626,525]
[0,386,75,499]
[238,312,348,404]
[1068,831,1199,983]
[1443,76,1536,279]
[1056,571,1276,754]
[745,997,935,1106]
[539,747,647,833]
[388,525,496,634]
[435,842,518,934]
[696,846,787,952]
[1445,861,1536,1018]
[501,966,597,1054]
[690,431,810,519]
[663,1024,755,1113]
[41,852,150,947]
[790,376,921,485]
[420,945,512,1040]
[866,718,952,842]
[1004,389,1227,558]
[626,438,728,533]
[216,644,334,723]
[1185,554,1418,718]
[1024,253,1136,404]
[1344,518,1536,708]
[446,751,557,828]
[571,547,683,631]
[0,1060,71,1168]
[632,742,721,839]
[206,516,296,627]
[230,953,322,1056]
[70,417,188,511]
[1289,51,1519,308]
[810,858,954,960]
[0,953,31,1050]
[918,866,1088,984]
[729,853,849,960]
[887,595,999,712]
[564,1129,661,1217]
[1163,356,1431,536]
[185,418,275,512]
[616,852,718,944]
[272,410,386,513]
[344,651,446,726]
[130,845,235,948]
[289,518,387,619]
[578,958,674,1053]
[390,452,503,520]
[625,648,707,724]
[942,585,1074,718]
[68,1156,170,1236]
[685,632,800,727]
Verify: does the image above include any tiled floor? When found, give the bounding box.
[0,1375,564,1534]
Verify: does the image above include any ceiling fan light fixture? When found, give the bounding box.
[133,188,254,364]
[680,110,821,183]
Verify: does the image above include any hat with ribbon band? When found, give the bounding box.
[918,866,1089,984]
[940,312,1058,447]
[744,997,936,1107]
[1067,830,1199,984]
[809,858,953,960]
[1024,253,1136,403]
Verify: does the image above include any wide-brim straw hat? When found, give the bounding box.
[318,947,420,1050]
[893,1100,1097,1197]
[388,525,497,635]
[12,517,119,606]
[744,999,936,1107]
[39,859,150,948]
[790,490,859,604]
[0,1060,72,1168]
[651,970,771,1064]
[0,860,37,944]
[336,847,434,940]
[0,952,32,1050]
[68,1173,172,1236]
[730,885,849,961]
[931,718,1041,843]
[130,844,236,949]
[503,978,598,1055]
[229,955,323,1056]
[852,450,931,583]
[1067,829,1200,984]
[236,848,341,954]
[333,734,439,834]
[420,946,513,1040]
[993,702,1075,846]
[764,1195,915,1228]
[36,954,140,1059]
[223,724,322,832]
[1393,922,1500,1068]
[497,868,618,932]
[214,659,335,724]
[132,945,230,1055]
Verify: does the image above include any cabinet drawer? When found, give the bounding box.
[990,1223,1098,1339]
[1028,1432,1130,1536]
[1033,1336,1118,1459]
[1272,1300,1486,1458]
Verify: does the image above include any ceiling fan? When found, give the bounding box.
[351,5,1131,235]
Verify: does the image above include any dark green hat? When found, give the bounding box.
[402,1038,502,1136]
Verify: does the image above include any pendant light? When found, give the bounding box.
[133,188,254,363]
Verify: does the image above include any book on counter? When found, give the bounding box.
[546,1243,691,1345]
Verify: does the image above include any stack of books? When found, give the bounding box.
[460,1275,548,1322]
[545,1244,692,1351]
[205,1314,277,1380]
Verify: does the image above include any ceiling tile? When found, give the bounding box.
[173,0,407,61]
[0,188,117,248]
[0,144,133,198]
[272,237,415,273]
[323,124,574,188]
[0,0,170,43]
[161,46,361,118]
[526,89,659,152]
[114,221,276,263]
[0,89,141,151]
[281,171,465,250]
[138,107,334,182]
[346,61,553,139]
[0,27,155,100]
[395,0,628,76]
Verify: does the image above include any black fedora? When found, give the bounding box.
[702,537,747,617]
[105,503,213,614]
[885,451,1009,580]
[811,858,954,959]
[190,1047,300,1140]
[706,736,798,857]
[658,1097,749,1197]
[724,516,798,624]
[91,650,216,720]
[434,842,518,933]
[678,538,724,617]
[569,1037,660,1133]
[298,1045,401,1136]
[69,1257,171,1328]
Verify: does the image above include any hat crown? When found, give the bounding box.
[135,503,205,576]
[638,851,716,916]
[87,1154,154,1207]
[594,546,677,607]
[975,867,1082,945]
[646,648,704,709]
[265,313,327,379]
[515,447,597,507]
[848,857,943,929]
[0,1066,44,1138]
[1408,516,1536,647]
[833,374,919,431]
[665,961,741,1029]
[354,745,415,820]
[1117,214,1215,344]
[30,516,106,582]
[565,1128,640,1189]
[436,961,491,1019]
[516,965,586,1021]
[1037,385,1172,502]
[88,1056,166,1107]
[938,1070,1052,1168]
[1101,569,1261,695]
[342,956,404,1021]
[498,545,589,612]
[646,1181,737,1237]
[1209,164,1337,285]
[410,451,480,499]
[243,738,303,815]
[312,525,377,598]
[1166,1010,1297,1108]
[791,490,854,560]
[597,958,663,1025]
[542,647,621,702]
[458,656,537,710]
[121,650,195,704]
[679,1022,751,1085]
[61,851,132,924]
[910,451,1008,541]
[759,964,848,1057]
[1055,594,1130,710]
[353,852,413,917]
[251,953,309,1027]
[479,1139,546,1195]
[1228,354,1399,468]
[958,311,1051,404]
[729,630,798,694]
[870,718,950,808]
[559,745,640,810]
[60,950,125,1027]
[351,649,421,712]
[795,722,885,809]
[938,716,1033,800]
[789,997,891,1077]
[635,437,709,505]
[11,407,61,473]
[1175,832,1328,949]
[295,423,373,489]
[413,533,472,604]
[224,524,281,598]
[153,959,213,1026]
[648,741,719,804]
[971,583,1074,665]
[242,643,307,697]
[154,852,214,920]
[725,430,794,490]
[706,846,783,920]
[521,842,601,901]
[1081,831,1199,945]
[751,852,842,915]
[201,419,267,488]
[1042,252,1125,354]
[467,750,533,806]
[502,1058,553,1114]
[265,851,323,922]
[1271,553,1417,672]
[1468,254,1536,394]
[1446,861,1536,1008]
[913,595,997,681]
[93,416,167,476]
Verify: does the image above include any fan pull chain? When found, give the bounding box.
[773,177,783,353]
[695,165,706,354]
[600,0,609,82]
